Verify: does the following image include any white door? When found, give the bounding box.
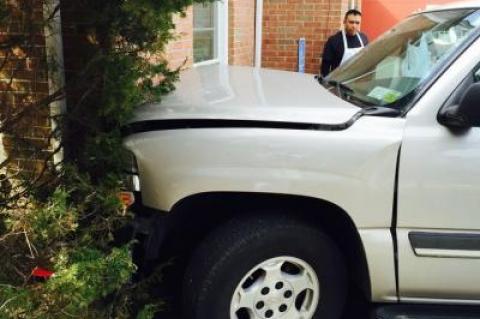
[397,40,480,302]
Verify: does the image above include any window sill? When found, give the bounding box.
[194,59,221,67]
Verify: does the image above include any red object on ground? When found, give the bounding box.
[31,266,54,279]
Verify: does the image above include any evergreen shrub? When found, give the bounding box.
[0,0,213,317]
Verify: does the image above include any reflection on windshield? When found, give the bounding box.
[326,9,480,109]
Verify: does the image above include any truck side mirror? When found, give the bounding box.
[438,83,480,129]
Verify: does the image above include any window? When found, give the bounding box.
[474,66,480,83]
[193,3,217,63]
[439,63,480,109]
[193,1,227,65]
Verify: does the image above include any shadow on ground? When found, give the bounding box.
[154,278,373,319]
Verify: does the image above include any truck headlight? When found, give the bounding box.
[123,151,141,192]
[124,150,139,175]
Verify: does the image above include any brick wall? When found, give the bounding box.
[262,0,349,74]
[229,0,255,66]
[165,1,256,68]
[165,7,194,70]
[0,0,53,181]
[165,0,352,73]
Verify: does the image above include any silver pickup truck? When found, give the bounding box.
[123,2,480,319]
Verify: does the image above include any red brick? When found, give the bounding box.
[229,0,255,66]
[165,8,193,69]
[262,0,349,73]
[0,0,54,177]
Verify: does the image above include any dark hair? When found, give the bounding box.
[344,9,361,19]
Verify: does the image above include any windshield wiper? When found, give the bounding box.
[326,80,380,108]
[327,80,354,97]
[327,79,374,107]
[361,106,401,117]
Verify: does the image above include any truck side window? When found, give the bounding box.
[474,67,480,83]
[443,65,480,107]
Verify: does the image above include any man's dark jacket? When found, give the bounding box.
[320,31,369,77]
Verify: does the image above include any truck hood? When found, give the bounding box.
[131,64,360,126]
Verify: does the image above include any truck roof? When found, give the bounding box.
[422,1,480,12]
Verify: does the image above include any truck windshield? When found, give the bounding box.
[325,9,480,110]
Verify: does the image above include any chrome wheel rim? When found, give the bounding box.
[230,256,320,319]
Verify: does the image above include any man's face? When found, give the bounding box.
[344,14,361,36]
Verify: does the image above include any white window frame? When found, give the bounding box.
[193,1,228,67]
[44,0,66,166]
[255,0,263,68]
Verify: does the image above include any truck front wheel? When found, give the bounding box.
[182,216,347,319]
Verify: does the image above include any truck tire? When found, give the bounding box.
[182,215,347,319]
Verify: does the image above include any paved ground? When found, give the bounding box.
[156,298,372,319]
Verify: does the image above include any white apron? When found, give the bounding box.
[339,30,365,66]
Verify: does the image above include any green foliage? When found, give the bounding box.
[0,0,216,317]
[0,245,135,319]
[46,246,136,315]
[61,0,209,179]
[136,304,161,319]
[7,188,78,246]
[0,175,135,317]
[0,285,35,318]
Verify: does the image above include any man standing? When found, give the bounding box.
[320,9,368,77]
